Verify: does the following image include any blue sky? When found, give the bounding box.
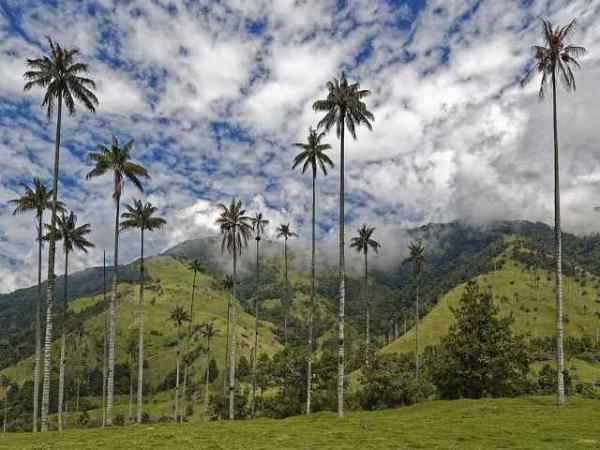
[1,0,599,292]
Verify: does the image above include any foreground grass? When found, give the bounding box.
[2,397,599,449]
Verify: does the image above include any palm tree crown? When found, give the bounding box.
[120,200,167,233]
[49,211,95,255]
[85,137,149,200]
[276,223,297,240]
[522,19,586,96]
[251,212,269,241]
[169,306,191,330]
[24,37,98,117]
[9,178,65,219]
[406,240,425,274]
[312,72,374,138]
[350,224,381,256]
[292,128,334,177]
[189,259,203,274]
[216,199,253,256]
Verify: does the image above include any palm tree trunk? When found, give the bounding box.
[251,237,260,418]
[283,238,288,347]
[175,347,180,422]
[128,364,133,422]
[102,251,108,428]
[58,249,69,432]
[364,251,370,365]
[204,337,211,416]
[182,365,188,422]
[415,274,420,394]
[223,302,230,400]
[229,248,237,420]
[41,92,62,433]
[136,229,145,423]
[32,213,43,432]
[552,67,566,406]
[337,117,346,418]
[307,174,316,414]
[106,195,121,425]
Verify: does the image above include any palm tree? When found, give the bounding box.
[350,224,380,366]
[521,18,586,407]
[85,137,149,425]
[250,212,269,418]
[9,178,64,432]
[313,72,374,417]
[24,37,98,432]
[275,223,298,346]
[169,306,190,423]
[405,239,425,392]
[201,322,219,415]
[292,127,334,413]
[120,199,166,423]
[215,199,252,420]
[49,211,94,431]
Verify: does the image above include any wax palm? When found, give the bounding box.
[49,211,94,431]
[276,223,297,346]
[216,199,252,419]
[405,239,425,393]
[350,224,380,366]
[201,322,219,415]
[85,137,149,425]
[313,72,373,417]
[24,37,98,432]
[120,199,166,423]
[169,306,190,423]
[521,18,586,407]
[9,178,64,432]
[293,127,335,412]
[250,212,269,418]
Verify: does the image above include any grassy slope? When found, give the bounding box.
[2,397,599,449]
[2,255,282,395]
[383,249,600,355]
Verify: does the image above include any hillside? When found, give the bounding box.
[1,255,282,396]
[1,397,599,449]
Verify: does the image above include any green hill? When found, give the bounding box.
[2,255,282,397]
[382,243,600,355]
[1,396,599,449]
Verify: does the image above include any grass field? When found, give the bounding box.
[1,397,599,449]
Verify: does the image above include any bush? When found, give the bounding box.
[77,411,90,427]
[537,364,572,395]
[114,414,126,426]
[357,353,427,410]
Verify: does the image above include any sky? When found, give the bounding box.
[1,0,599,293]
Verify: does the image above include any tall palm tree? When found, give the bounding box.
[292,127,334,414]
[405,239,425,392]
[120,200,166,423]
[350,224,380,366]
[313,71,374,417]
[9,178,64,432]
[521,18,586,407]
[250,212,269,418]
[215,199,252,420]
[169,306,190,423]
[85,137,149,425]
[49,211,94,432]
[24,37,98,432]
[275,223,297,346]
[201,322,219,415]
